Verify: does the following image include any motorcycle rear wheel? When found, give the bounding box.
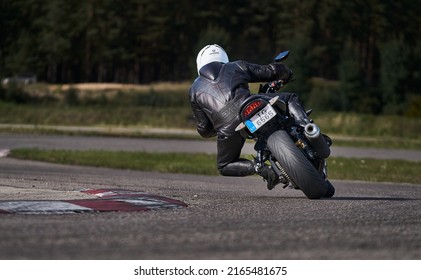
[267,130,328,199]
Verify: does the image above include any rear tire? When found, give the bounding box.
[267,130,328,199]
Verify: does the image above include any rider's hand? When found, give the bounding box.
[282,68,293,84]
[270,63,293,83]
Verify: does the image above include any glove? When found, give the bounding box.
[270,63,293,83]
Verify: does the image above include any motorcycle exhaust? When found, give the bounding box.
[304,123,330,159]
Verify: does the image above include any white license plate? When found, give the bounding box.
[245,104,276,133]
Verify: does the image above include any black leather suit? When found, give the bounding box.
[189,60,293,176]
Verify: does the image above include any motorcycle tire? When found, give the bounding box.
[267,130,328,199]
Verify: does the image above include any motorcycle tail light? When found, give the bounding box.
[242,100,263,118]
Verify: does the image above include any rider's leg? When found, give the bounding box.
[217,132,280,189]
[217,132,255,176]
[256,165,280,190]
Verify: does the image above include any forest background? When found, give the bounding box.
[0,0,420,116]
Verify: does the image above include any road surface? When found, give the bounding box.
[0,134,420,259]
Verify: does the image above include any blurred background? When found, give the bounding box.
[1,0,420,117]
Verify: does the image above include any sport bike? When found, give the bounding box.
[235,51,335,199]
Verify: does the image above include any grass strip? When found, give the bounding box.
[9,148,421,184]
[9,148,219,176]
[327,157,420,184]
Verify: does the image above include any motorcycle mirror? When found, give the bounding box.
[274,50,290,62]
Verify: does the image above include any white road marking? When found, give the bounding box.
[0,149,10,157]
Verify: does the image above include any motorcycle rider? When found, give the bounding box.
[189,44,309,189]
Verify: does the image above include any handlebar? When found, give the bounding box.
[258,50,293,94]
[260,79,294,94]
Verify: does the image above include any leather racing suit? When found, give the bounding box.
[188,60,293,177]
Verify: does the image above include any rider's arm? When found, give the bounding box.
[235,60,293,83]
[189,100,217,138]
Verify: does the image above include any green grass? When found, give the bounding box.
[327,136,421,150]
[9,148,421,184]
[1,82,421,150]
[0,102,193,128]
[1,103,421,149]
[9,148,219,176]
[313,112,421,140]
[327,157,420,184]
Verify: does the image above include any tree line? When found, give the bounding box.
[1,0,420,115]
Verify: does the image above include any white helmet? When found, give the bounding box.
[196,44,229,74]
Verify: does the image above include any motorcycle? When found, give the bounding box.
[235,50,335,199]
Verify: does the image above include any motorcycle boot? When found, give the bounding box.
[256,164,280,190]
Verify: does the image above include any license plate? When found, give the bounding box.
[245,104,276,133]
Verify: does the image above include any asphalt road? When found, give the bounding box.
[0,134,420,259]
